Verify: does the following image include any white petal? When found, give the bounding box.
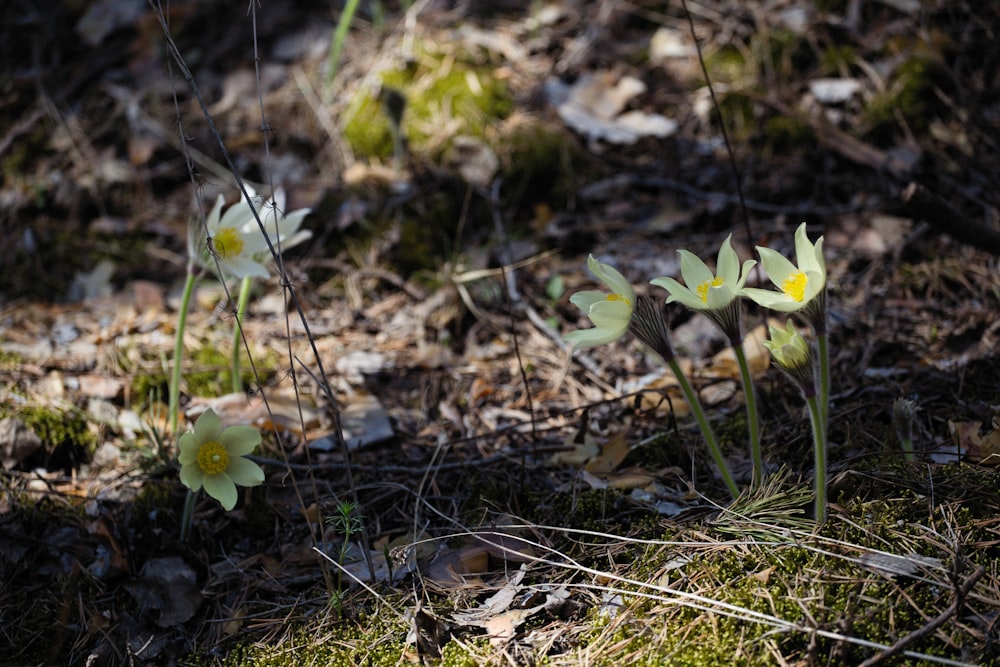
[565,326,624,348]
[227,457,265,487]
[587,255,634,302]
[193,409,223,443]
[756,247,798,288]
[569,290,609,312]
[179,463,203,492]
[204,474,238,511]
[716,235,739,284]
[677,249,714,288]
[220,425,261,457]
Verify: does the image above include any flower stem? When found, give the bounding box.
[169,269,198,434]
[180,488,197,541]
[805,392,827,524]
[732,342,763,487]
[667,358,740,499]
[231,276,253,394]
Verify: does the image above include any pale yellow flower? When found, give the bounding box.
[178,408,264,511]
[650,234,756,312]
[763,319,811,370]
[762,319,815,394]
[565,254,635,349]
[743,223,825,312]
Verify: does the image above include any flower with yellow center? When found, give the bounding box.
[178,408,265,511]
[565,254,636,349]
[246,187,312,262]
[650,235,756,313]
[190,186,312,280]
[743,223,826,313]
[650,234,756,345]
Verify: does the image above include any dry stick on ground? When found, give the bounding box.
[901,182,1000,256]
[805,108,1000,257]
[857,564,986,667]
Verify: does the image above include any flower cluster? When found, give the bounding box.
[565,225,826,350]
[564,223,830,518]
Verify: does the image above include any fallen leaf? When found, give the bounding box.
[950,420,1000,465]
[584,431,630,474]
[124,556,201,628]
[550,433,600,466]
[547,72,678,144]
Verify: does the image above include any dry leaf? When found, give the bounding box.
[584,432,630,474]
[950,419,1000,464]
[550,433,600,466]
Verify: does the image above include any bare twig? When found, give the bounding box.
[902,182,1000,256]
[857,565,987,667]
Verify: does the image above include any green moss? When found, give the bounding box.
[131,372,169,404]
[820,44,857,75]
[861,52,951,141]
[500,119,595,217]
[0,403,96,470]
[0,345,21,368]
[712,91,756,142]
[342,42,513,161]
[762,114,814,155]
[221,613,409,666]
[185,341,280,397]
[754,28,814,81]
[704,45,747,86]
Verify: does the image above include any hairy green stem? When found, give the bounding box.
[667,358,740,499]
[169,270,198,434]
[805,393,827,524]
[180,488,197,542]
[231,276,253,394]
[733,342,763,487]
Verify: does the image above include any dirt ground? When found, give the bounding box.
[1,1,999,665]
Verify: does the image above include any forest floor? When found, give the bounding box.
[2,1,1000,665]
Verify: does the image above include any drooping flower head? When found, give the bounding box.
[190,187,312,280]
[743,224,827,330]
[178,408,265,511]
[565,254,635,349]
[762,319,815,396]
[650,234,756,344]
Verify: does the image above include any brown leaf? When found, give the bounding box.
[584,431,630,474]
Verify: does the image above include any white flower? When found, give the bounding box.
[192,187,312,279]
[565,254,635,349]
[246,188,312,261]
[178,408,265,511]
[743,223,826,312]
[650,234,756,312]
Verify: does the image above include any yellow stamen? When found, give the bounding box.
[606,293,632,307]
[213,227,244,259]
[196,441,230,475]
[696,276,725,303]
[782,271,808,302]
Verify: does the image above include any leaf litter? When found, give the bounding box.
[1,0,1000,665]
